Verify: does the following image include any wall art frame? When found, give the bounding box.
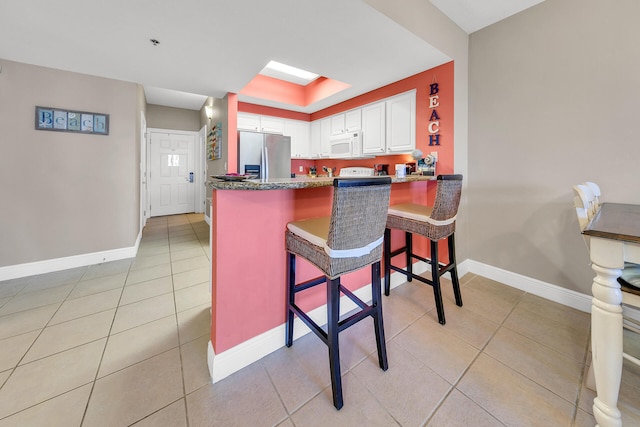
[35,106,109,135]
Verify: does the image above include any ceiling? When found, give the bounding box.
[0,0,544,113]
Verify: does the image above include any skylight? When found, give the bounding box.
[259,61,319,86]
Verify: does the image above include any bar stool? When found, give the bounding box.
[285,177,392,410]
[384,174,463,325]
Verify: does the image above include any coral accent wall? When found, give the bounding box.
[237,61,455,179]
[239,74,351,107]
[311,61,455,177]
[226,93,238,173]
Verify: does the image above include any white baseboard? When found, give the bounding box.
[0,231,142,281]
[464,259,592,313]
[207,258,590,383]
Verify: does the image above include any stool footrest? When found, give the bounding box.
[384,232,462,324]
[340,285,369,312]
[289,287,379,343]
[338,306,375,332]
[293,276,327,294]
[289,303,329,345]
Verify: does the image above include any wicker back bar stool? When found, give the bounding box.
[384,174,463,325]
[285,177,392,410]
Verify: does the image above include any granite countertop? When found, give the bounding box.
[206,174,435,191]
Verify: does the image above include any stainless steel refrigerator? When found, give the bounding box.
[238,131,291,180]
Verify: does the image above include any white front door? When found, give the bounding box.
[149,130,196,217]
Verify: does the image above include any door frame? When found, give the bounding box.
[197,124,207,214]
[146,127,204,216]
[140,111,149,232]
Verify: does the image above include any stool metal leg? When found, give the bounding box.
[384,228,391,296]
[286,253,295,347]
[430,240,446,324]
[405,232,413,282]
[371,262,388,371]
[327,277,343,410]
[448,234,463,307]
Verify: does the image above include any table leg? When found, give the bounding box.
[591,262,624,427]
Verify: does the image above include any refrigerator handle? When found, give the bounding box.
[261,145,268,181]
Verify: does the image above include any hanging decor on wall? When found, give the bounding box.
[207,121,222,160]
[428,79,441,146]
[35,106,109,135]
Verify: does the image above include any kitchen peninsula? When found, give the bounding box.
[206,175,435,382]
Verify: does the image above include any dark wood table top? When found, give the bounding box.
[583,203,640,244]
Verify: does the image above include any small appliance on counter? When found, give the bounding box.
[373,164,389,176]
[411,149,437,176]
[339,167,375,177]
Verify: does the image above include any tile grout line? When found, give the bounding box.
[0,269,91,420]
[169,215,200,427]
[78,255,139,427]
[419,276,526,426]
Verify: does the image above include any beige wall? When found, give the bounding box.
[467,0,640,293]
[202,97,229,178]
[0,60,140,267]
[146,104,201,131]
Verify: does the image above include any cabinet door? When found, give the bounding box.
[330,114,345,136]
[345,109,361,132]
[310,120,321,158]
[362,102,386,154]
[297,121,310,158]
[285,120,310,158]
[260,116,284,134]
[237,113,260,132]
[320,118,331,157]
[386,91,416,153]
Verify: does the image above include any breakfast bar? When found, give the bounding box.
[206,175,435,381]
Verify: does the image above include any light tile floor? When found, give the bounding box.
[0,213,639,426]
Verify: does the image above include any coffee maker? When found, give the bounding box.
[373,164,389,176]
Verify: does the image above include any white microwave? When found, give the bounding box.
[329,131,363,158]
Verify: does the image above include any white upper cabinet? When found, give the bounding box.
[361,102,386,154]
[329,109,362,136]
[310,120,321,158]
[385,90,416,153]
[259,116,284,134]
[284,119,311,158]
[320,118,331,157]
[237,113,284,134]
[330,114,345,136]
[345,109,362,132]
[237,113,261,132]
[310,119,330,158]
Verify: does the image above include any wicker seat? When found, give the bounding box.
[384,174,463,325]
[285,177,392,410]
